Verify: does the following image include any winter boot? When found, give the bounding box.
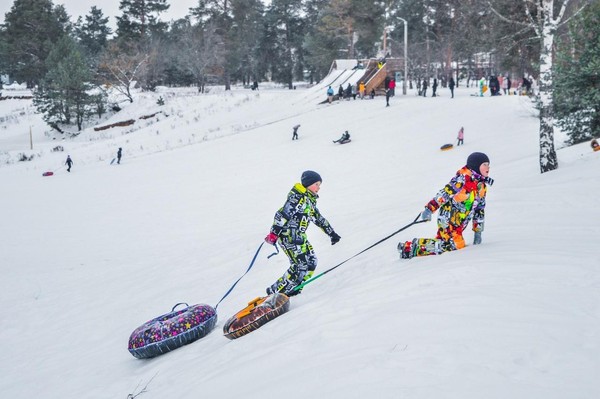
[398,239,418,259]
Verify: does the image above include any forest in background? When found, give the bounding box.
[0,0,597,170]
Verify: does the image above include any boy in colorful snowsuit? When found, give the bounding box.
[265,171,341,296]
[399,152,494,259]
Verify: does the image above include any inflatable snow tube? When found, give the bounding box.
[223,293,290,340]
[440,143,454,151]
[128,303,217,359]
[42,171,54,176]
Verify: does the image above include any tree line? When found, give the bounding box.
[0,0,597,172]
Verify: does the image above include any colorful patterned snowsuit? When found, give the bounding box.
[268,183,336,295]
[402,166,488,258]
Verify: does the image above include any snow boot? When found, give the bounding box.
[398,239,417,259]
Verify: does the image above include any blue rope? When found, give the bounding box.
[214,242,279,310]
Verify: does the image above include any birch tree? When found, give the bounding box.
[532,0,569,172]
[491,0,585,173]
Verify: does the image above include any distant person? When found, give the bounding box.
[345,83,352,100]
[338,85,344,100]
[333,131,351,144]
[389,78,396,96]
[385,88,391,107]
[478,77,486,97]
[292,124,300,140]
[422,78,428,97]
[327,86,334,103]
[399,152,493,259]
[370,88,376,99]
[457,127,464,146]
[117,147,122,164]
[502,76,509,95]
[264,170,341,296]
[522,77,532,95]
[449,77,455,98]
[591,138,599,151]
[432,78,438,97]
[252,81,259,90]
[359,81,365,99]
[65,155,73,172]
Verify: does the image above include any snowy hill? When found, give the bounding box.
[1,84,599,399]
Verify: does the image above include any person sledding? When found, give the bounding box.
[398,152,494,259]
[264,170,341,297]
[333,130,351,144]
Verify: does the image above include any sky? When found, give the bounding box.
[1,71,599,399]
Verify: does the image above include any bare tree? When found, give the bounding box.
[177,21,224,93]
[98,42,149,103]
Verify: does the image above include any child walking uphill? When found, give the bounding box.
[457,127,464,146]
[265,170,341,296]
[398,152,494,259]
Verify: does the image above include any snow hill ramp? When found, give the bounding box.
[292,59,372,105]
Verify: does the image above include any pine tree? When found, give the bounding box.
[266,0,306,89]
[74,6,112,60]
[553,2,600,144]
[0,0,70,87]
[229,0,265,86]
[190,0,235,90]
[116,0,170,42]
[33,36,101,131]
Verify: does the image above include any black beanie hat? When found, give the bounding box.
[301,170,322,188]
[466,152,490,173]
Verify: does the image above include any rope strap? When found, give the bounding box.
[293,213,425,292]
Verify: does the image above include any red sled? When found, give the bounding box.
[42,171,54,177]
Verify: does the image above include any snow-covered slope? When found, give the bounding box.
[1,84,598,399]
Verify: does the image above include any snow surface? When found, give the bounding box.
[1,82,599,399]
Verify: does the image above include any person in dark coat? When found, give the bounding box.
[385,88,391,107]
[264,171,341,296]
[292,125,300,140]
[449,77,456,98]
[65,155,73,172]
[422,78,428,97]
[522,77,532,95]
[333,131,351,144]
[117,147,122,164]
[432,78,438,97]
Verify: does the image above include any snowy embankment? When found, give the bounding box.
[0,84,598,399]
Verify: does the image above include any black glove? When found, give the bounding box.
[330,232,341,245]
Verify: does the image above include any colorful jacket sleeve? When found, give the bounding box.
[310,205,335,236]
[425,173,466,212]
